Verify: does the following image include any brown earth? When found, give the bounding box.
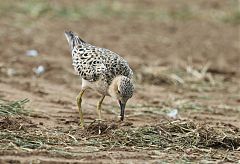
[0,0,239,163]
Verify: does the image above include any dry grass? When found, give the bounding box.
[0,98,239,162]
[0,99,30,116]
[0,119,239,162]
[136,64,228,93]
[87,120,240,151]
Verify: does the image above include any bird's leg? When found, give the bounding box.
[76,89,86,128]
[97,95,105,121]
[97,95,105,135]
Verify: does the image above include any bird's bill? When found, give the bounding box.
[118,100,126,121]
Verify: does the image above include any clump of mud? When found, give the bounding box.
[0,116,37,131]
[84,121,119,135]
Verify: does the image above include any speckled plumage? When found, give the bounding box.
[65,31,133,94]
[64,31,134,126]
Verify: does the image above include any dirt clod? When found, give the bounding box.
[0,116,37,131]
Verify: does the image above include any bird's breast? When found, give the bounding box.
[81,78,109,96]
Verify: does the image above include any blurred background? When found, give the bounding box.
[0,0,239,73]
[0,0,239,116]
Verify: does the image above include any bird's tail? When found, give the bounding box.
[64,31,85,50]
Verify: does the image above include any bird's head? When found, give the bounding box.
[108,76,134,121]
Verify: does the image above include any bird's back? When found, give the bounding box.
[95,47,133,83]
[65,31,133,84]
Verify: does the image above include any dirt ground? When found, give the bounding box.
[0,0,240,163]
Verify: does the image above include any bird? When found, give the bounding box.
[64,31,134,127]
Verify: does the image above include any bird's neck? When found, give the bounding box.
[108,76,123,98]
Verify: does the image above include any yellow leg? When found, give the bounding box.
[76,89,85,128]
[97,95,105,121]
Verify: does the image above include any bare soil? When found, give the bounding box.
[0,0,239,163]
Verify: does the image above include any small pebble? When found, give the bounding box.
[33,65,45,75]
[167,109,178,119]
[26,50,38,57]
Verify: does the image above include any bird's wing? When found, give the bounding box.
[71,45,107,82]
[96,48,134,80]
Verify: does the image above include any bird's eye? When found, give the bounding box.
[118,90,121,94]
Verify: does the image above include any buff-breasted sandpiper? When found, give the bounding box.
[64,31,134,127]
